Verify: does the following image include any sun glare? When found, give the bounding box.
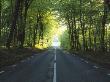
[52,35,60,47]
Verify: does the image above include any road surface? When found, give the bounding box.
[0,48,110,82]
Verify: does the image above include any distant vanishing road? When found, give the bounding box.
[0,48,110,82]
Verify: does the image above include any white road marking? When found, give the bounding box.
[107,73,110,76]
[53,63,56,82]
[85,61,89,63]
[53,48,56,82]
[93,66,99,69]
[0,71,5,74]
[54,49,56,61]
[12,64,16,67]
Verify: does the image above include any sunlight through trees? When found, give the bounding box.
[0,0,110,53]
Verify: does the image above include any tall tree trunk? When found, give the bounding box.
[67,13,72,48]
[88,0,93,51]
[0,0,1,39]
[79,0,85,51]
[33,25,38,47]
[19,0,33,48]
[33,13,39,47]
[18,0,24,48]
[73,15,77,50]
[71,13,74,49]
[6,0,21,48]
[101,0,108,52]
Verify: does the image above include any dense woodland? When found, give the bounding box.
[0,0,110,53]
[60,0,110,53]
[0,0,58,49]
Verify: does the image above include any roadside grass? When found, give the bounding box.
[0,48,45,69]
[70,50,110,69]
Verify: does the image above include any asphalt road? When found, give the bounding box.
[0,48,110,82]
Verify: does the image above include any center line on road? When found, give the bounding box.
[53,63,56,82]
[53,48,56,82]
[54,49,56,61]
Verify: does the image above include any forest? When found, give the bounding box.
[0,0,110,67]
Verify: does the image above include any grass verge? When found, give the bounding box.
[70,50,110,69]
[0,48,45,69]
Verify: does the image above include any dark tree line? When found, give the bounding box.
[1,0,110,52]
[59,0,110,52]
[0,0,52,49]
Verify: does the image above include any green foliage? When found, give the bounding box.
[60,30,71,50]
[0,0,110,52]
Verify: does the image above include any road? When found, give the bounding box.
[0,48,110,82]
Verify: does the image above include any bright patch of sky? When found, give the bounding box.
[52,35,60,47]
[52,19,67,47]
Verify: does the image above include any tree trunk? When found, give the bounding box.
[6,0,21,48]
[19,0,33,48]
[101,0,108,52]
[0,0,1,39]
